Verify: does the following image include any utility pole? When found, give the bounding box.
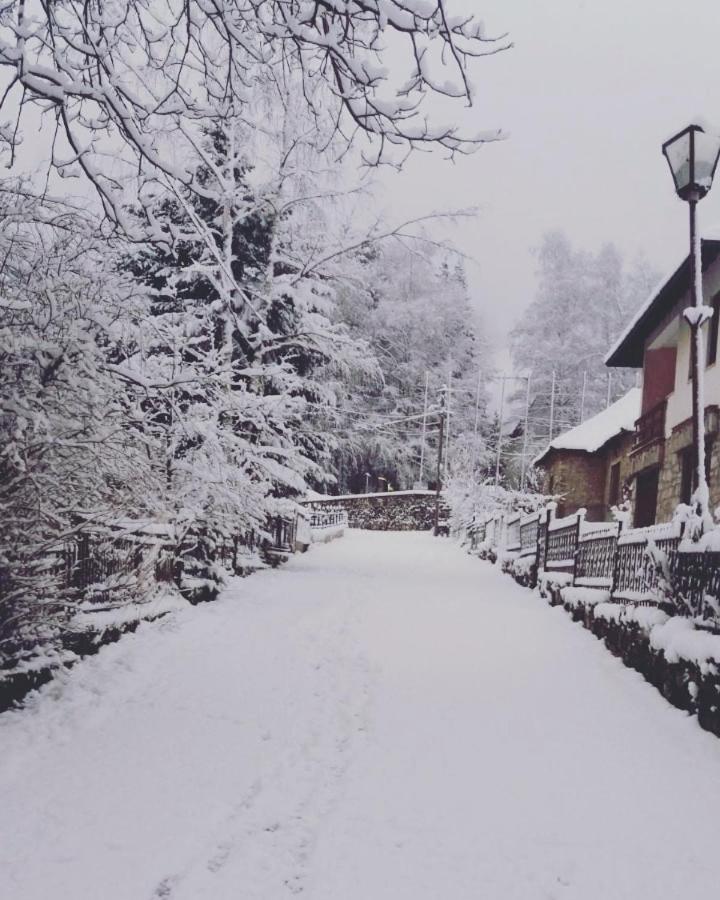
[365,472,370,494]
[473,368,483,469]
[606,370,612,408]
[494,376,506,487]
[520,374,531,491]
[548,370,556,441]
[434,412,446,536]
[444,360,452,481]
[473,369,483,438]
[419,370,429,484]
[580,370,587,423]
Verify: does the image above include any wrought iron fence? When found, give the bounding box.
[545,515,581,572]
[610,521,683,602]
[574,522,620,588]
[309,508,348,529]
[669,549,720,618]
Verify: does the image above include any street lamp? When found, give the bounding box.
[662,123,720,533]
[365,472,371,494]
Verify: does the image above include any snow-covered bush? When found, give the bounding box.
[506,554,537,588]
[537,570,574,604]
[0,185,161,670]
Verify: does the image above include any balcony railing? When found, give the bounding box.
[634,399,666,450]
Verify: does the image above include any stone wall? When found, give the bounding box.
[655,406,720,523]
[541,451,608,521]
[560,595,720,739]
[308,491,440,531]
[602,431,635,515]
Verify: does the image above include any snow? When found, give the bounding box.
[548,509,583,531]
[69,588,187,632]
[579,520,620,540]
[589,601,670,630]
[562,586,611,606]
[534,388,640,465]
[4,531,720,899]
[618,518,683,545]
[649,616,720,669]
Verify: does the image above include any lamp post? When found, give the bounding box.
[662,123,720,533]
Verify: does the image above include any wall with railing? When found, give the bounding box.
[471,504,720,618]
[468,504,720,738]
[305,506,349,543]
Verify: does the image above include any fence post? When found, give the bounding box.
[571,509,585,587]
[610,518,623,598]
[542,506,553,572]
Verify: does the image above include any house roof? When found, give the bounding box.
[605,237,720,367]
[533,388,641,467]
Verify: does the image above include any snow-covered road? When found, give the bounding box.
[3,531,720,899]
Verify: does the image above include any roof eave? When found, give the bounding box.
[534,424,635,467]
[604,240,720,369]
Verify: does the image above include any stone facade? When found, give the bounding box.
[601,431,635,515]
[654,406,720,523]
[308,491,440,531]
[539,434,634,522]
[541,451,606,520]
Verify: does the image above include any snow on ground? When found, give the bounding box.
[3,531,720,899]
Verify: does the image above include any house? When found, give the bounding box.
[606,238,720,526]
[533,388,640,521]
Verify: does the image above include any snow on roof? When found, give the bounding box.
[533,388,641,466]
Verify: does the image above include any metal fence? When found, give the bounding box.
[612,521,684,604]
[471,506,720,617]
[574,522,620,588]
[309,508,348,529]
[543,512,582,574]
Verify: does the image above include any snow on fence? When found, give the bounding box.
[544,511,583,573]
[308,507,348,543]
[612,520,684,604]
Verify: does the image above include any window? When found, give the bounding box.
[707,293,720,366]
[608,462,621,507]
[678,438,714,506]
[634,468,659,528]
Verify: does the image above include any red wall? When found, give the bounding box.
[642,347,676,414]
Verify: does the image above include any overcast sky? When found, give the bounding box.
[379,0,720,371]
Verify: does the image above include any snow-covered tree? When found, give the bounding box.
[121,105,377,597]
[509,231,658,468]
[0,2,509,224]
[0,181,157,665]
[331,239,492,492]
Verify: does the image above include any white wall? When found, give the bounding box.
[665,257,720,433]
